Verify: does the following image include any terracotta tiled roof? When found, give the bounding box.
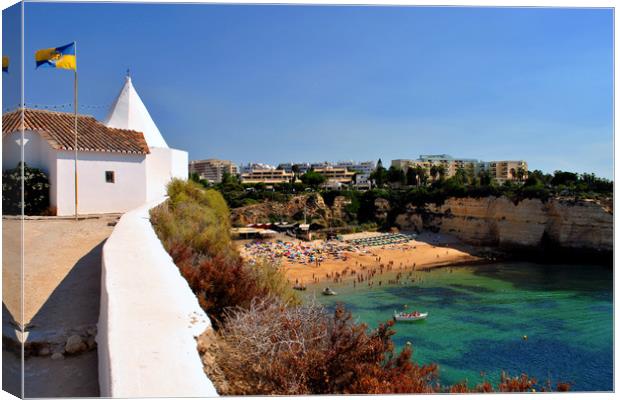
[2,108,150,154]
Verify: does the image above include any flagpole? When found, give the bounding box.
[73,41,78,220]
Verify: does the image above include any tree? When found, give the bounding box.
[370,160,388,188]
[429,165,439,182]
[300,170,327,187]
[477,169,493,186]
[189,172,201,183]
[551,171,578,186]
[414,166,428,187]
[387,166,405,184]
[436,165,447,181]
[405,168,418,186]
[453,167,467,185]
[465,164,476,184]
[509,168,517,181]
[526,170,550,186]
[516,167,527,183]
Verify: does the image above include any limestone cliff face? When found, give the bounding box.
[230,194,331,226]
[374,198,391,224]
[396,196,612,252]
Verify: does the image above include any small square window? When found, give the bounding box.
[105,171,115,183]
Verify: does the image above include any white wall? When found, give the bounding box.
[170,148,188,180]
[145,147,188,201]
[98,199,218,397]
[3,131,189,216]
[2,131,58,211]
[55,151,147,216]
[2,130,55,173]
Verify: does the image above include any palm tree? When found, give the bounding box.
[405,167,418,186]
[414,165,427,187]
[516,167,526,182]
[430,165,439,182]
[437,165,447,181]
[454,167,467,185]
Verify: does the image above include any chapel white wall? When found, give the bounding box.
[55,151,147,216]
[145,147,189,201]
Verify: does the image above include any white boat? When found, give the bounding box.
[393,311,428,322]
[322,287,337,296]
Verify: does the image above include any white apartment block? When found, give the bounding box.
[188,159,238,183]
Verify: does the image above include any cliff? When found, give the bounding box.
[230,194,332,226]
[395,196,612,254]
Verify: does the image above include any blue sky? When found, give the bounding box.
[2,3,614,178]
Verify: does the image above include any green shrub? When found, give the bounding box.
[2,162,50,215]
[153,179,235,260]
[150,179,297,323]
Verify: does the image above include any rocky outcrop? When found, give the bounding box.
[230,194,332,226]
[374,198,390,223]
[331,196,351,222]
[395,196,612,253]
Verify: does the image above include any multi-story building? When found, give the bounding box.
[240,162,277,174]
[277,162,312,174]
[335,160,376,174]
[314,166,356,184]
[392,155,527,183]
[188,159,238,183]
[483,160,528,183]
[276,160,376,188]
[240,168,294,184]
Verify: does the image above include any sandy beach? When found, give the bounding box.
[238,232,482,286]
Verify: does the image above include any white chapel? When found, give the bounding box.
[2,75,188,216]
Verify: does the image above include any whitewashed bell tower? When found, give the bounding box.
[105,74,169,148]
[105,74,188,201]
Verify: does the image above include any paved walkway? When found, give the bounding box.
[3,216,118,397]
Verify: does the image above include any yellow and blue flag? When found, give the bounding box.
[35,42,76,71]
[2,56,8,73]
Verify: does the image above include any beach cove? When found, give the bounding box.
[239,232,484,286]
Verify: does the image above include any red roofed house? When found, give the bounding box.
[2,76,188,215]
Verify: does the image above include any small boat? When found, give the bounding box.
[322,287,337,296]
[393,310,428,322]
[292,283,307,291]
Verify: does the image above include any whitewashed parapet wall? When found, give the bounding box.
[97,198,218,397]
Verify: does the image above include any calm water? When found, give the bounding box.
[307,262,613,391]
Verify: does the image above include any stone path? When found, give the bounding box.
[3,216,118,397]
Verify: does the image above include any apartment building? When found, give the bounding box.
[392,155,527,182]
[189,159,238,183]
[314,166,356,184]
[277,162,312,174]
[240,168,294,184]
[483,160,528,183]
[240,162,277,174]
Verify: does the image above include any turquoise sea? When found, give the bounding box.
[307,262,613,391]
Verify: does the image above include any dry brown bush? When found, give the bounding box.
[211,297,441,395]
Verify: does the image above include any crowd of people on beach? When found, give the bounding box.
[242,239,359,266]
[242,233,419,267]
[240,232,469,292]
